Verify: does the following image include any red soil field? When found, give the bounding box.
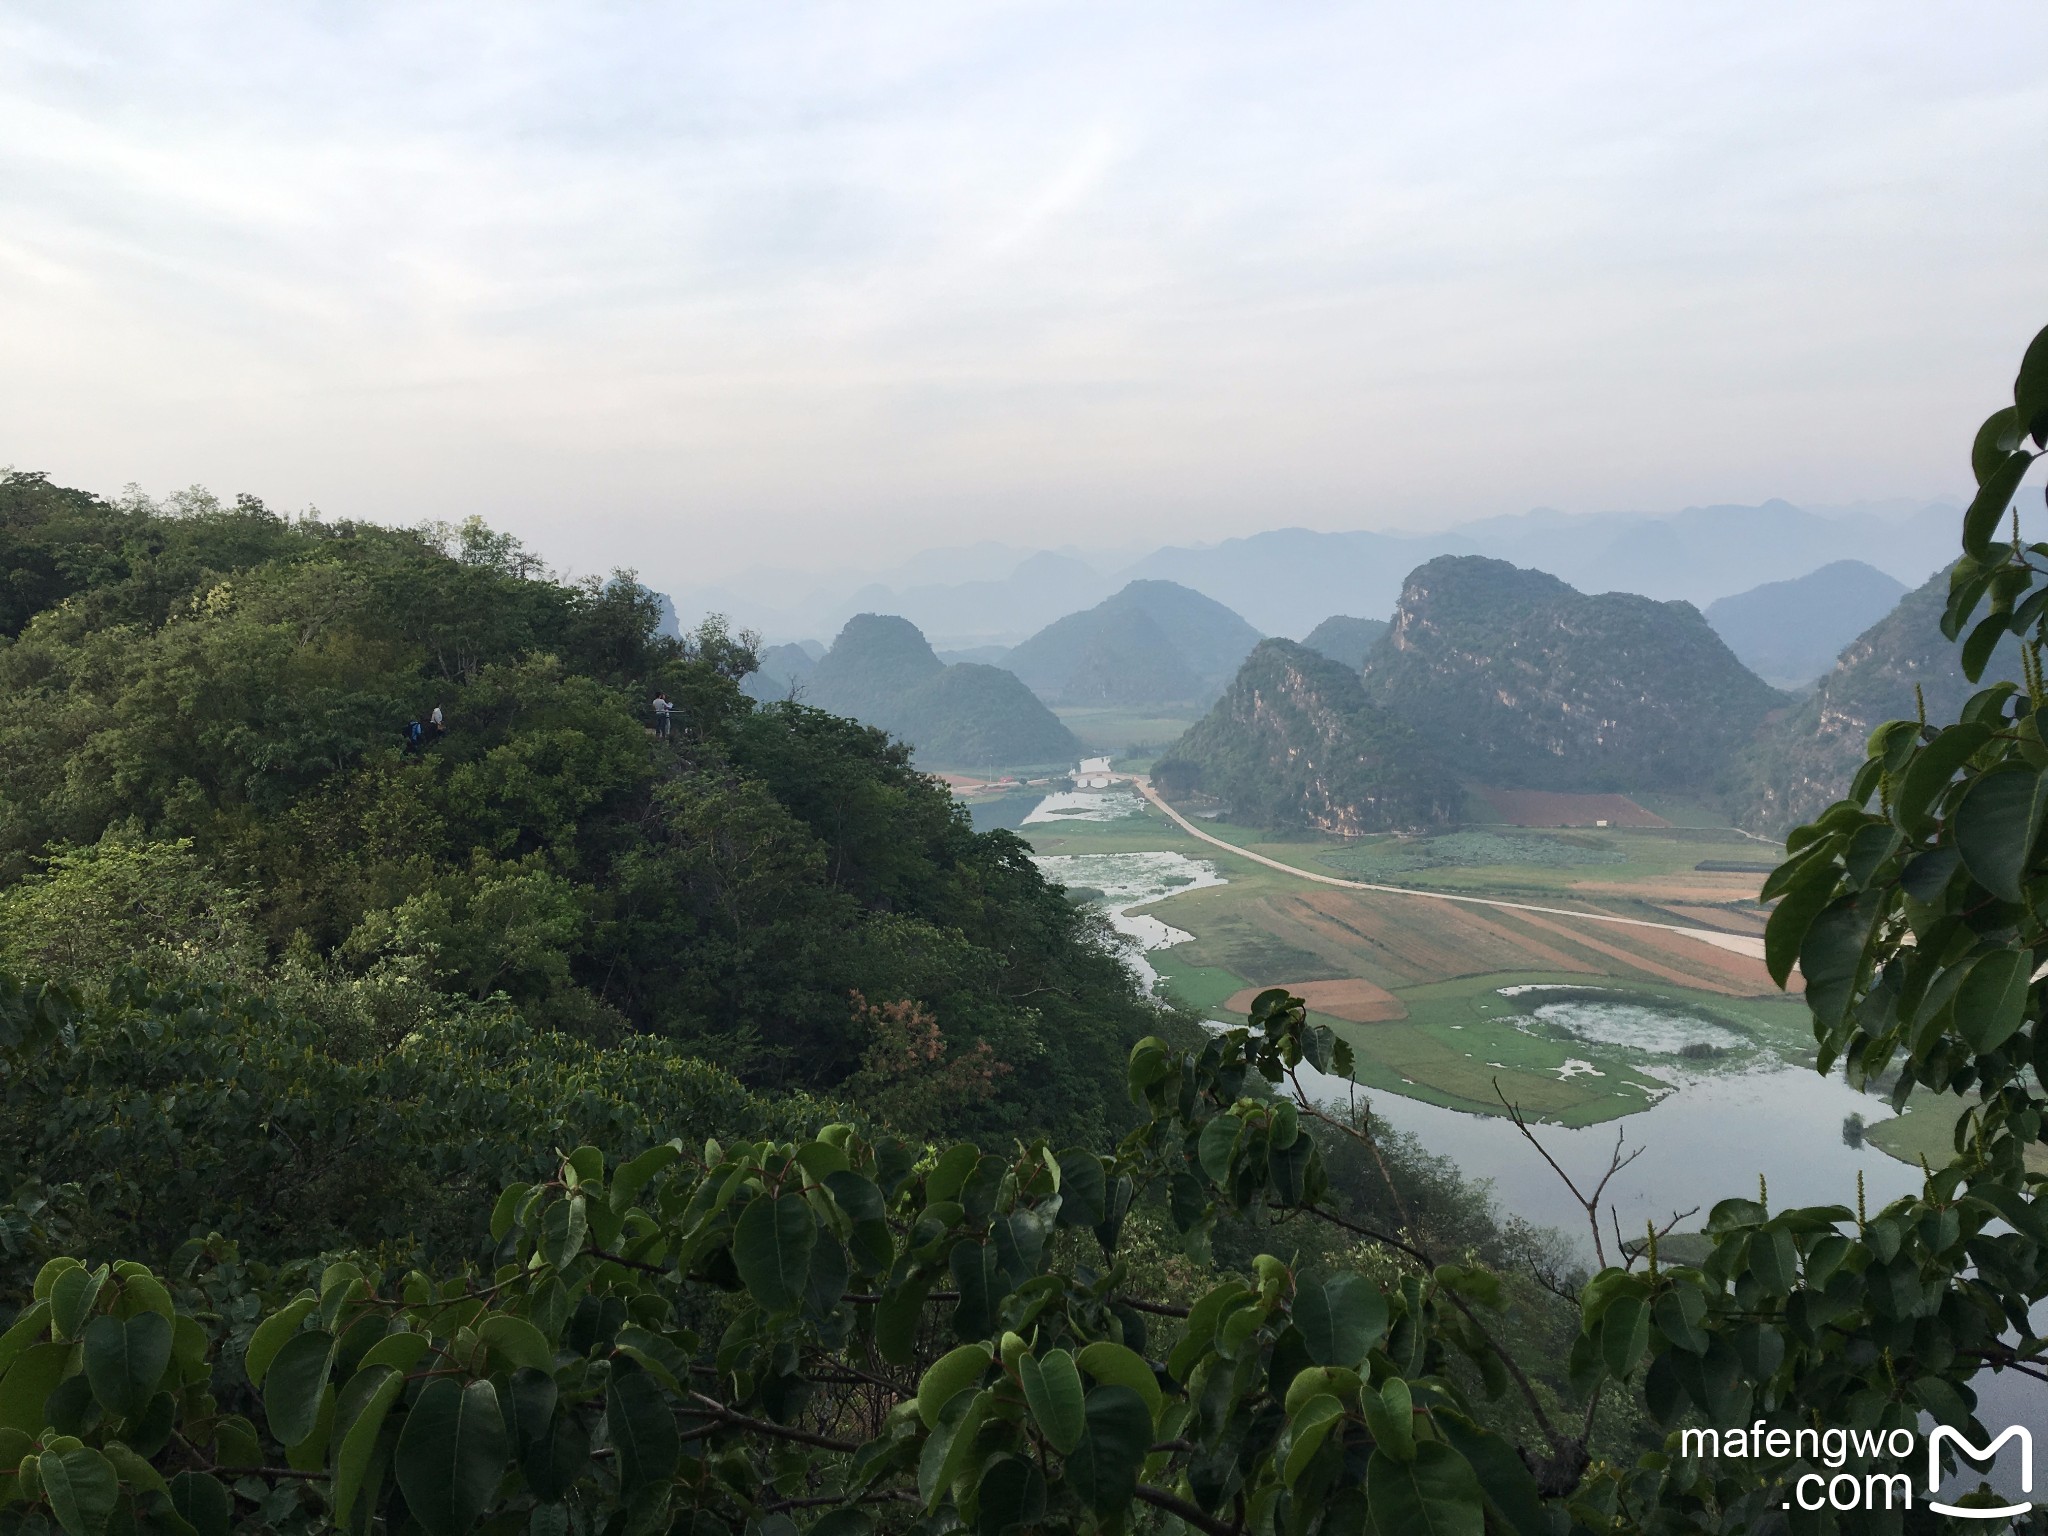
[1470,786,1669,827]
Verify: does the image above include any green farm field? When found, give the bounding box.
[1014,788,1806,1124]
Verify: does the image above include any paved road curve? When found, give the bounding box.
[1131,778,1768,963]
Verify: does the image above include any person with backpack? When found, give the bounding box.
[652,693,674,739]
[404,717,425,754]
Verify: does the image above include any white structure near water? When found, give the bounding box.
[1075,756,1114,788]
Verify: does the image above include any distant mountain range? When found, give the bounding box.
[663,497,1969,648]
[1299,615,1388,671]
[800,614,1078,770]
[1156,640,1457,834]
[1703,560,1909,688]
[1000,581,1262,707]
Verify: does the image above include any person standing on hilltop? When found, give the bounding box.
[652,692,673,739]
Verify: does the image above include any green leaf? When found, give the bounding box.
[1651,1289,1708,1355]
[917,1386,990,1511]
[1017,1349,1085,1455]
[975,1455,1047,1536]
[166,1472,233,1536]
[609,1142,681,1213]
[41,1446,120,1536]
[2016,323,2048,443]
[1747,1227,1801,1297]
[1295,1274,1387,1367]
[1764,863,1838,988]
[333,1364,404,1528]
[262,1328,335,1449]
[1895,722,1993,835]
[357,1331,432,1375]
[487,1183,530,1244]
[1054,1149,1107,1228]
[1599,1296,1650,1379]
[1962,610,2012,683]
[875,1278,930,1366]
[1433,1411,1547,1536]
[509,1368,586,1502]
[1974,406,2025,482]
[48,1266,107,1343]
[1366,1440,1485,1536]
[1283,1392,1345,1487]
[1359,1376,1415,1461]
[1075,1341,1161,1424]
[82,1312,172,1422]
[917,1344,992,1430]
[1197,1115,1241,1182]
[733,1194,816,1313]
[607,1367,679,1493]
[395,1377,509,1536]
[1064,1384,1152,1515]
[1956,765,2044,903]
[539,1194,588,1271]
[475,1315,554,1373]
[1957,949,2032,1054]
[244,1297,318,1387]
[1963,450,2035,557]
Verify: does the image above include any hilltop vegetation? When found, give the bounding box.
[1154,639,1457,833]
[1001,579,1262,707]
[1360,555,1784,793]
[1703,558,1909,686]
[806,612,1079,768]
[0,471,1145,1139]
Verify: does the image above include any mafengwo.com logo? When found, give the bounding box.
[1681,1421,2034,1519]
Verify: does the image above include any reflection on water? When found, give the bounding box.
[1277,1047,1921,1252]
[1022,789,1146,825]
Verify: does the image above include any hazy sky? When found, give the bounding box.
[3,3,2044,586]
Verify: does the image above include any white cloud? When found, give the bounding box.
[0,0,2042,586]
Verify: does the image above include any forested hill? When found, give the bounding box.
[1735,563,2027,833]
[805,612,1079,768]
[1359,555,1784,793]
[0,471,1154,1144]
[1000,579,1262,706]
[1155,639,1458,833]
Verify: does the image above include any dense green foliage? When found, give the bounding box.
[1296,616,1388,674]
[0,475,1149,1137]
[806,615,1078,771]
[1154,640,1458,834]
[1359,556,1784,794]
[1001,582,1262,708]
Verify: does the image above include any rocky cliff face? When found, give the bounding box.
[1360,556,1784,794]
[1155,640,1455,833]
[1736,565,2025,832]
